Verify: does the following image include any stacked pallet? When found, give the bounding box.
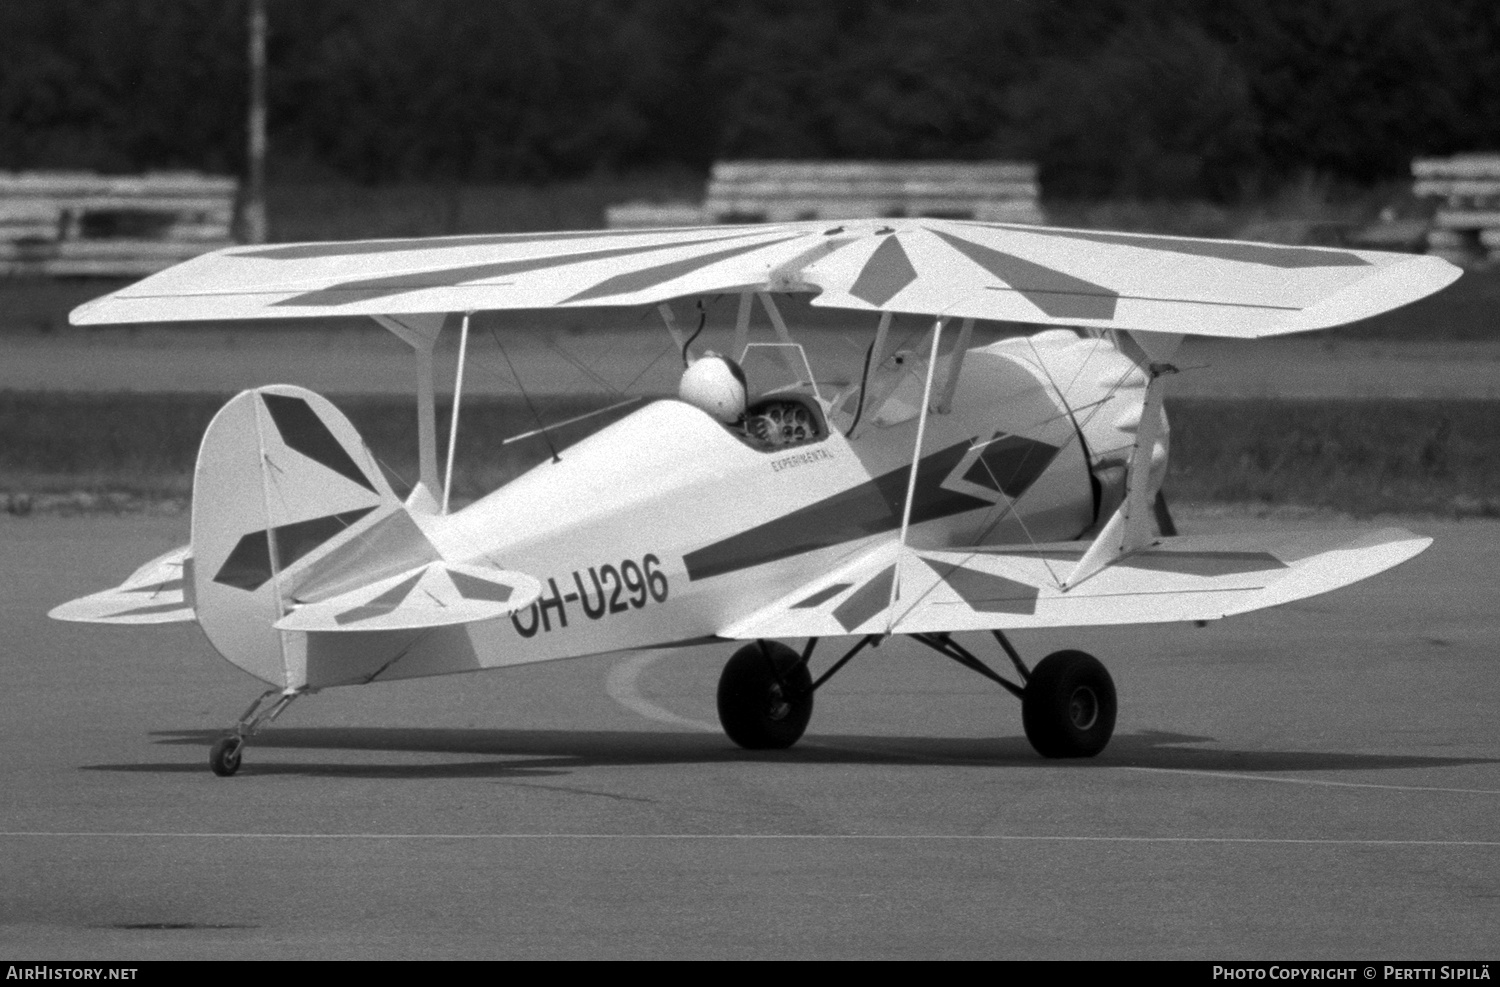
[1412,155,1500,264]
[603,201,708,229]
[0,172,237,276]
[705,160,1042,224]
[606,160,1043,228]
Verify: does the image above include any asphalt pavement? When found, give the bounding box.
[2,510,1497,958]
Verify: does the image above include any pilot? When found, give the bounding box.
[678,351,748,423]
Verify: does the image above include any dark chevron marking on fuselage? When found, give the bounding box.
[682,436,1059,582]
[261,393,377,493]
[965,433,1060,499]
[213,507,377,591]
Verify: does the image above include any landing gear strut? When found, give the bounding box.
[715,632,1116,758]
[910,632,1117,758]
[209,687,304,776]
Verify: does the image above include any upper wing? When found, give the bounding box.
[720,526,1430,639]
[70,218,1458,339]
[49,544,196,625]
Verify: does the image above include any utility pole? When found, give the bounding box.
[243,0,268,244]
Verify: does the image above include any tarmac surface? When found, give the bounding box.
[3,510,1498,959]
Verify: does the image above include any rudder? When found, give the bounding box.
[190,385,402,686]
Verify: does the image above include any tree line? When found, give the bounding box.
[1,0,1497,199]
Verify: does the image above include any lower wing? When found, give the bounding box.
[720,527,1430,639]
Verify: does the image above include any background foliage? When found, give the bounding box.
[2,0,1499,198]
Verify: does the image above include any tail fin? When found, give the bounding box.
[190,385,406,686]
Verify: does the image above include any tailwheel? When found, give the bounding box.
[1021,650,1117,758]
[717,640,813,750]
[209,735,244,777]
[206,687,303,776]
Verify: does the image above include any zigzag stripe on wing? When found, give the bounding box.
[929,229,1118,319]
[563,233,810,303]
[239,226,751,262]
[273,231,775,307]
[964,223,1371,269]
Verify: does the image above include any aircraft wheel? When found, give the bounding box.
[1022,650,1116,758]
[717,641,813,750]
[209,736,243,777]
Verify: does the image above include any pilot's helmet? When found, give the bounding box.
[678,351,747,423]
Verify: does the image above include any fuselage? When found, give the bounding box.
[300,331,1161,687]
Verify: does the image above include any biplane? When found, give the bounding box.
[50,218,1459,775]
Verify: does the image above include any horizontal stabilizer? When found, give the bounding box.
[721,526,1430,639]
[49,545,195,625]
[275,560,539,633]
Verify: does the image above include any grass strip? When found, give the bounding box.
[2,392,1497,518]
[1164,398,1500,517]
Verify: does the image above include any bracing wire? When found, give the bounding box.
[493,329,561,464]
[885,352,1146,627]
[846,339,876,436]
[681,300,707,366]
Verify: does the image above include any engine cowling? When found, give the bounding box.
[984,330,1168,532]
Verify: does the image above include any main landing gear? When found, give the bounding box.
[714,632,1116,758]
[208,687,304,776]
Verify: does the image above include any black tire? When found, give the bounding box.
[716,641,814,750]
[209,736,243,777]
[1021,650,1116,758]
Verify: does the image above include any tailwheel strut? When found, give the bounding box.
[909,631,1116,759]
[716,635,880,751]
[209,687,306,777]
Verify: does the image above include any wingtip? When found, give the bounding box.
[68,293,110,326]
[1274,252,1465,336]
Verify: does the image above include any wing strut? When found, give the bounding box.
[756,292,811,385]
[656,303,690,357]
[935,317,974,413]
[441,311,472,514]
[889,317,947,627]
[374,312,457,513]
[846,311,892,439]
[1064,331,1182,590]
[731,292,754,358]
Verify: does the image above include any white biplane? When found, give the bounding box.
[50,218,1458,775]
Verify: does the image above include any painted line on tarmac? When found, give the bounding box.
[1,831,1497,847]
[1124,766,1500,796]
[605,651,717,733]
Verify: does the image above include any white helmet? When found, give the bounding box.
[678,352,747,423]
